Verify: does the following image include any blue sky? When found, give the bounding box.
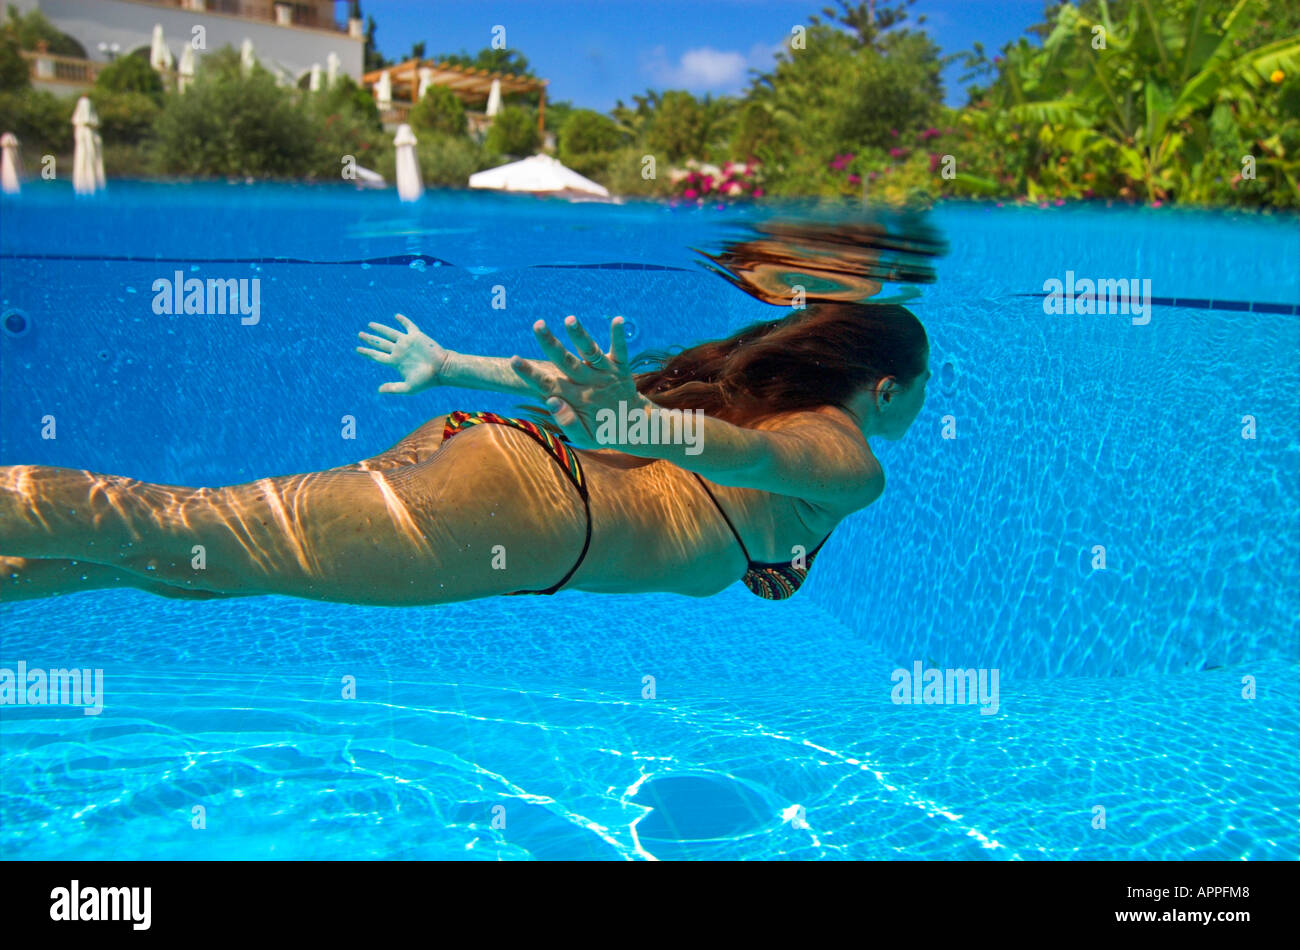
[361,0,1049,110]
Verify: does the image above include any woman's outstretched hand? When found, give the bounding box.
[511,315,641,449]
[356,313,449,394]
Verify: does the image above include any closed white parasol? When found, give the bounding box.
[1,132,21,194]
[149,24,173,72]
[178,44,196,93]
[71,96,102,195]
[393,124,422,202]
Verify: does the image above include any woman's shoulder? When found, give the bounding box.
[754,406,885,513]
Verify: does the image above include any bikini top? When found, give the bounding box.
[692,474,833,600]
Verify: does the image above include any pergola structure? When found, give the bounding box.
[362,58,548,132]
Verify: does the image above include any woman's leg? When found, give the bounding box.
[0,424,587,606]
[0,555,238,602]
[0,415,452,603]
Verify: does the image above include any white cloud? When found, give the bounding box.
[641,42,778,91]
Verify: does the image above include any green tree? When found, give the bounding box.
[3,5,86,57]
[95,53,164,103]
[363,15,387,71]
[558,108,626,175]
[440,47,532,77]
[410,84,466,137]
[89,89,159,144]
[739,17,942,194]
[484,104,538,156]
[646,90,710,162]
[152,47,316,177]
[961,0,1300,204]
[0,30,27,90]
[0,86,69,154]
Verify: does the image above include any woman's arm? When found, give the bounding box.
[627,400,884,508]
[356,314,555,398]
[511,315,884,509]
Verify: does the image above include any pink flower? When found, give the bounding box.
[889,129,899,137]
[848,173,861,184]
[1151,199,1163,207]
[889,147,906,159]
[753,187,764,197]
[701,175,714,191]
[1054,198,1065,206]
[683,188,698,199]
[929,153,941,172]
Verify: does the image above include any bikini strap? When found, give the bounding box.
[693,473,754,563]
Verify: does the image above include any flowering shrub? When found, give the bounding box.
[674,159,764,200]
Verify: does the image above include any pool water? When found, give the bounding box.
[1,184,1297,860]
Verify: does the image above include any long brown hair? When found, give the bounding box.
[629,302,929,427]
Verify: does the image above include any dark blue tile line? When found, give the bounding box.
[528,262,691,272]
[0,253,692,273]
[0,252,457,267]
[1013,292,1298,315]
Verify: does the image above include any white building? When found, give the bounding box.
[14,0,364,91]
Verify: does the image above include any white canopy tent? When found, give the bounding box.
[469,154,610,199]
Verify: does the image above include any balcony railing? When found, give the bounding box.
[117,0,350,34]
[22,51,104,85]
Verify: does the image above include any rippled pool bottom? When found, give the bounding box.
[2,591,1294,860]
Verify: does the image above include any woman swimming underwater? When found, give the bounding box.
[0,302,929,605]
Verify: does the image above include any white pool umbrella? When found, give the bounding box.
[177,44,195,93]
[1,132,21,194]
[417,67,433,101]
[326,51,340,87]
[149,24,173,72]
[72,97,101,195]
[240,38,256,75]
[309,62,321,92]
[393,124,422,202]
[485,78,502,117]
[352,165,385,188]
[93,131,105,188]
[375,70,391,110]
[469,153,610,198]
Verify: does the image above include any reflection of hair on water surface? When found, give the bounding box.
[693,215,947,305]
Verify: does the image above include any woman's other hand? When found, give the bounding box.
[356,313,450,394]
[510,315,642,449]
